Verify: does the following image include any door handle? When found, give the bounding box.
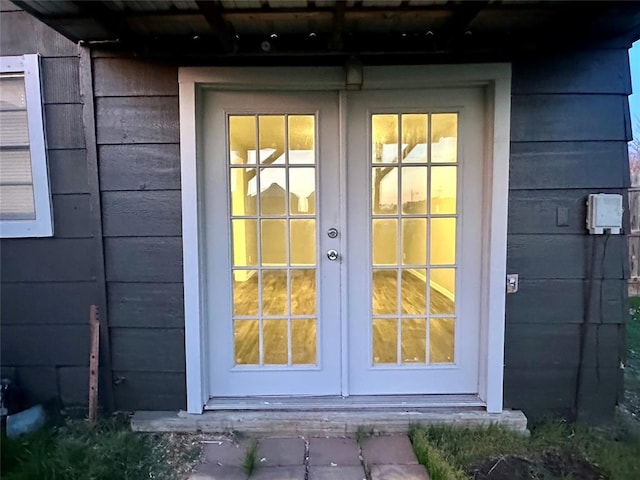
[327,249,340,261]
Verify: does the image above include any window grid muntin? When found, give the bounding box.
[228,113,318,368]
[370,111,459,367]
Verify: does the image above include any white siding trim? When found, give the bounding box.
[0,54,53,238]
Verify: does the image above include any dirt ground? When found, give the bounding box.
[467,450,607,480]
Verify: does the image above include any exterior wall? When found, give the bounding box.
[0,1,97,409]
[505,49,632,420]
[92,53,186,410]
[0,4,633,418]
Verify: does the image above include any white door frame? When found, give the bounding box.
[178,64,511,414]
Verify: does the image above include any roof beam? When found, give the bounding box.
[69,0,136,44]
[195,0,238,53]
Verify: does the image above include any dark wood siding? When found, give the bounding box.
[0,4,100,410]
[506,48,631,421]
[93,56,185,410]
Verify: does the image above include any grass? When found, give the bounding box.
[0,417,200,480]
[241,439,259,476]
[409,419,640,480]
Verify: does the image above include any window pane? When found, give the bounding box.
[259,115,285,164]
[229,115,256,165]
[291,269,316,315]
[288,115,315,162]
[261,219,286,264]
[372,269,397,315]
[0,75,27,109]
[402,218,426,266]
[430,218,456,265]
[402,319,426,363]
[373,319,397,364]
[231,219,258,267]
[372,114,398,164]
[430,318,455,363]
[430,269,455,315]
[372,166,398,214]
[234,319,259,365]
[261,270,288,316]
[431,166,457,214]
[290,219,315,265]
[401,166,427,214]
[0,184,35,220]
[233,270,258,316]
[431,114,457,163]
[372,218,397,265]
[263,319,288,364]
[292,319,316,364]
[401,269,426,315]
[260,168,287,215]
[401,114,427,163]
[230,168,257,216]
[289,168,315,215]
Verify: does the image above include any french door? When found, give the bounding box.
[203,87,484,397]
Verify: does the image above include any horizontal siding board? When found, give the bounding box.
[511,95,628,142]
[506,234,627,279]
[113,371,185,410]
[0,238,96,282]
[93,58,178,97]
[58,366,89,406]
[96,97,180,145]
[108,282,185,328]
[13,367,60,407]
[48,149,89,194]
[110,328,185,372]
[504,323,620,369]
[577,367,620,421]
[512,49,631,95]
[99,144,181,191]
[1,325,89,366]
[102,191,182,237]
[105,237,183,282]
[509,141,629,190]
[504,367,575,411]
[52,194,93,238]
[1,282,99,325]
[45,104,86,149]
[42,56,81,104]
[0,10,77,56]
[508,189,625,235]
[506,279,627,325]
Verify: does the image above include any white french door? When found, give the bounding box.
[203,87,484,398]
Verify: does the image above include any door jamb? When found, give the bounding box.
[178,65,511,414]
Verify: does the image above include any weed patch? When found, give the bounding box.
[0,417,200,480]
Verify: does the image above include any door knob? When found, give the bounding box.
[327,249,339,261]
[327,227,339,238]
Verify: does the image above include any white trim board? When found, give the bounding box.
[178,64,511,414]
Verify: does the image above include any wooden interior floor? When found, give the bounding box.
[232,269,455,365]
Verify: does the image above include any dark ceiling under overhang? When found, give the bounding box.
[10,1,640,63]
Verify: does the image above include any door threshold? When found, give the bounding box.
[204,394,485,411]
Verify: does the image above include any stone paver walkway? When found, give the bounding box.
[189,434,429,480]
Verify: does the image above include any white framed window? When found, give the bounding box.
[0,54,53,238]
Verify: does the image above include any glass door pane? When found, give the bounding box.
[370,113,458,366]
[229,114,318,367]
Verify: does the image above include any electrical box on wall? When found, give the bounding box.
[586,193,623,234]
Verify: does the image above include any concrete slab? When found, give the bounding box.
[249,466,306,479]
[131,408,528,435]
[201,439,251,467]
[308,466,367,480]
[361,435,418,465]
[188,465,247,480]
[370,464,430,480]
[308,437,361,466]
[258,437,306,466]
